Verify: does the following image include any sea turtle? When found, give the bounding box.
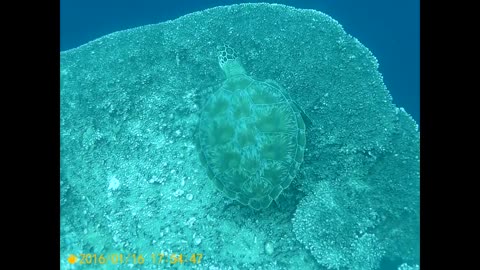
[196,45,307,210]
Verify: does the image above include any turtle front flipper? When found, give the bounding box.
[265,79,313,128]
[293,100,313,128]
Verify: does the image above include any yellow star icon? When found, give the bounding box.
[67,254,78,264]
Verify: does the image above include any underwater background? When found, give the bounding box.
[60,0,419,124]
[60,1,419,270]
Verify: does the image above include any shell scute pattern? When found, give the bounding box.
[197,45,306,210]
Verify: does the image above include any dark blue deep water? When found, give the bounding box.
[60,0,419,124]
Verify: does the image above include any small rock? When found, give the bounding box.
[265,242,274,255]
[185,217,196,227]
[174,189,184,197]
[108,176,120,191]
[194,237,202,246]
[186,194,193,200]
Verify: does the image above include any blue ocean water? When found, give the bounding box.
[60,0,419,124]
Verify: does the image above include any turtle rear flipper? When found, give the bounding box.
[273,188,299,210]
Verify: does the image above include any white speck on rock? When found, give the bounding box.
[149,176,165,184]
[174,189,184,197]
[265,242,274,255]
[108,176,120,191]
[194,237,202,246]
[185,217,196,227]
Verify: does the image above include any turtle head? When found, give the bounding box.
[218,45,246,78]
